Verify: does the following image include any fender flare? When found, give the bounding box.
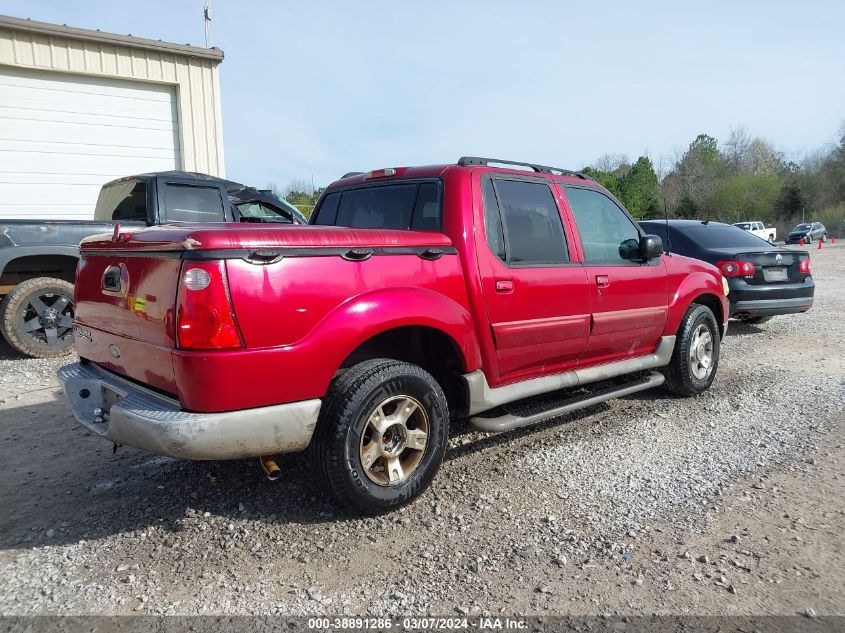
[666,272,727,335]
[0,245,80,278]
[304,286,482,394]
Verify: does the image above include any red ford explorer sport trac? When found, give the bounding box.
[59,157,729,513]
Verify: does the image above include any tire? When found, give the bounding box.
[661,304,720,397]
[821,233,827,242]
[308,358,450,514]
[745,316,773,325]
[768,235,775,244]
[0,277,75,358]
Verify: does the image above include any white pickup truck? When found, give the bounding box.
[733,221,776,243]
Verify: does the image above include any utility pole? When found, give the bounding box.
[204,0,213,48]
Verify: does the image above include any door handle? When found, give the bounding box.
[495,279,514,293]
[595,274,610,288]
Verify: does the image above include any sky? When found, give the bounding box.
[2,0,844,189]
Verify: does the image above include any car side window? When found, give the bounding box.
[564,187,641,263]
[483,178,569,264]
[94,181,147,222]
[164,184,226,223]
[483,178,506,260]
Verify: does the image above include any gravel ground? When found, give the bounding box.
[0,246,843,617]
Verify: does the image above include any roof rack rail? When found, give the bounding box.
[456,156,588,179]
[341,171,365,178]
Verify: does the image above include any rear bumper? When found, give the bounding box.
[57,362,321,460]
[727,277,814,317]
[731,296,814,317]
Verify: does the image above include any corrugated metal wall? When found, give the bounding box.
[0,25,225,178]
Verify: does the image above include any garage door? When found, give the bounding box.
[0,66,181,220]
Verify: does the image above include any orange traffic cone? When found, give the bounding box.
[799,238,804,246]
[818,239,823,249]
[832,236,836,244]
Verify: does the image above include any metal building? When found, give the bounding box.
[0,15,225,219]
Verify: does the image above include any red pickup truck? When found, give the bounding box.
[59,157,729,513]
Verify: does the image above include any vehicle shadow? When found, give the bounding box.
[0,338,26,360]
[0,391,610,550]
[0,396,348,551]
[725,321,766,337]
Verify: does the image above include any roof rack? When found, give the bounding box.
[457,156,588,179]
[341,171,365,178]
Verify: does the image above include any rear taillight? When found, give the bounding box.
[798,258,811,274]
[176,261,244,350]
[716,260,755,278]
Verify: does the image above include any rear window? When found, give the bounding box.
[679,224,769,248]
[94,181,147,221]
[313,182,442,230]
[164,184,226,223]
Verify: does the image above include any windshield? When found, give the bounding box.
[793,224,811,231]
[734,223,751,230]
[679,224,770,248]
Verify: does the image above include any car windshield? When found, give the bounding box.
[679,224,769,248]
[794,224,811,231]
[733,223,752,230]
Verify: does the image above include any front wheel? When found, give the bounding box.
[821,233,827,242]
[661,304,720,396]
[308,359,450,514]
[0,277,75,358]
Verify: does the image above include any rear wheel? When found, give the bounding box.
[768,235,775,244]
[661,304,720,396]
[0,277,75,358]
[309,359,449,514]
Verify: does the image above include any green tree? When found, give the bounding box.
[774,185,805,220]
[581,167,621,198]
[619,156,659,219]
[708,173,780,222]
[676,133,726,213]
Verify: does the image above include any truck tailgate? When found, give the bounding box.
[73,253,180,395]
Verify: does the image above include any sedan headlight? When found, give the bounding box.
[722,276,730,296]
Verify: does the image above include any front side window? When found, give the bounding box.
[94,181,146,221]
[565,187,641,263]
[164,184,225,223]
[483,178,569,264]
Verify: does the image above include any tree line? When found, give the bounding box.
[583,124,845,236]
[273,125,845,234]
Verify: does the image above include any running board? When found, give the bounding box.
[468,371,665,433]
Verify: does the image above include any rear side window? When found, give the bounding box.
[313,182,442,231]
[94,181,146,221]
[164,184,225,223]
[410,183,441,230]
[484,178,569,264]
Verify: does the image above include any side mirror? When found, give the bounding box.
[639,234,663,259]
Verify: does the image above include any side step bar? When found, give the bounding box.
[468,371,665,433]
